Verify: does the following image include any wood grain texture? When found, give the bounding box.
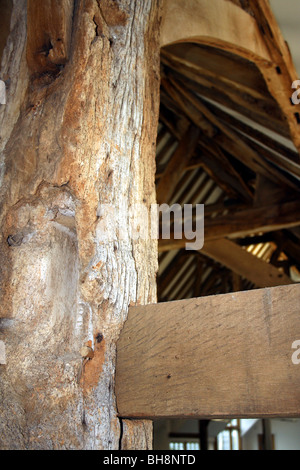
[0,0,12,64]
[121,420,153,450]
[116,284,300,419]
[0,0,160,450]
[27,0,74,74]
[201,239,292,288]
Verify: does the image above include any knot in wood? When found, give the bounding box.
[80,345,94,360]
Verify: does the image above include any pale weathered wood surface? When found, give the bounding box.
[0,0,160,450]
[116,284,300,419]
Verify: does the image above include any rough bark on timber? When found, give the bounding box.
[0,0,160,450]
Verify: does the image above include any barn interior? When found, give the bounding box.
[154,0,300,450]
[1,0,300,452]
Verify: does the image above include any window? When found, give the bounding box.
[217,420,241,450]
[170,441,200,451]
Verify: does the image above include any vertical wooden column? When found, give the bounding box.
[261,420,273,450]
[199,420,209,450]
[0,0,161,450]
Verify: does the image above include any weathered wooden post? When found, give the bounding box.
[0,0,160,450]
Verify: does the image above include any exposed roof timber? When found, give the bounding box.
[156,125,200,204]
[162,77,300,191]
[156,1,300,301]
[247,0,300,151]
[196,139,254,201]
[160,0,271,59]
[158,200,300,252]
[163,66,290,139]
[270,0,300,75]
[201,239,292,288]
[200,99,300,165]
[161,48,286,135]
[247,0,297,77]
[235,132,300,181]
[161,0,300,151]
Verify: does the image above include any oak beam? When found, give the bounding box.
[158,200,300,252]
[164,77,300,191]
[168,70,290,139]
[161,49,282,128]
[116,284,300,419]
[198,140,253,202]
[202,99,300,168]
[201,239,292,288]
[248,0,300,151]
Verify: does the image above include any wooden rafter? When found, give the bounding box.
[158,199,300,252]
[163,77,300,191]
[201,239,292,288]
[247,0,300,150]
[156,125,200,204]
[201,98,300,167]
[197,138,254,201]
[161,48,285,133]
[156,1,300,306]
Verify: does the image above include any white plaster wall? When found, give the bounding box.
[242,419,300,450]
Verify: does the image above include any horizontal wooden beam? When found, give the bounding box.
[116,284,300,419]
[158,200,300,252]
